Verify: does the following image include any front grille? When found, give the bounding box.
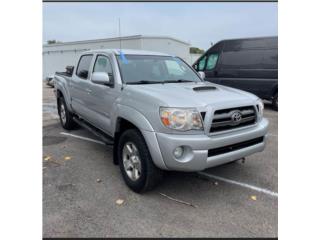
[208,137,264,157]
[210,106,256,133]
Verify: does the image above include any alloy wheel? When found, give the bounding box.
[122,142,142,181]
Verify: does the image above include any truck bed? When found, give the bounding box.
[55,71,72,77]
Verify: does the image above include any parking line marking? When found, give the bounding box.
[60,132,105,145]
[197,172,278,198]
[61,132,277,198]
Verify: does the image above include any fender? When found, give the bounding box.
[113,104,155,133]
[113,104,168,170]
[54,75,73,112]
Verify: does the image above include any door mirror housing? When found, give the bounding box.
[91,72,110,85]
[198,71,205,80]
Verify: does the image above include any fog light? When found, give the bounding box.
[173,146,184,158]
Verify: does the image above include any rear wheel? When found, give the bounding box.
[272,92,278,111]
[118,129,163,193]
[58,97,76,130]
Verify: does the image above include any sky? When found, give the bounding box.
[43,2,277,50]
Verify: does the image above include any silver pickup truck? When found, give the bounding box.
[54,49,269,193]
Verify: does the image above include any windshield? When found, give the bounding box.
[116,54,202,84]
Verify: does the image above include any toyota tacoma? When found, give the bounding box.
[54,49,269,193]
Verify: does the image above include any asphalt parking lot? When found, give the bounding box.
[43,84,278,238]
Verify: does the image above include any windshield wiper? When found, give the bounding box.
[163,79,195,83]
[126,80,163,85]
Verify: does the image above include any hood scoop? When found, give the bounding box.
[193,86,217,92]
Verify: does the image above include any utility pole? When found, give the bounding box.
[119,18,122,50]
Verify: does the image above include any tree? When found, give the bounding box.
[47,40,62,44]
[190,47,205,54]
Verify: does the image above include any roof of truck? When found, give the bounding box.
[83,49,172,56]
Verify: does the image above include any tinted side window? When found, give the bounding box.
[76,55,93,79]
[198,56,207,71]
[205,53,219,70]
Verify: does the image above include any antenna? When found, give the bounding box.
[118,18,122,50]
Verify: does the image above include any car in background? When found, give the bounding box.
[45,75,55,88]
[193,37,278,110]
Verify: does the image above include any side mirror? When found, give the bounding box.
[91,72,110,85]
[198,71,205,80]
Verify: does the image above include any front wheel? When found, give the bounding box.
[118,129,163,193]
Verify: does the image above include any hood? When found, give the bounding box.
[123,81,259,109]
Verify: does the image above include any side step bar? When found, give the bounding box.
[73,117,114,145]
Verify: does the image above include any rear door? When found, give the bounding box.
[200,52,221,82]
[193,42,223,84]
[70,54,94,120]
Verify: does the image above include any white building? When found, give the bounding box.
[189,53,203,65]
[43,35,202,79]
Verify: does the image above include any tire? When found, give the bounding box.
[118,129,163,193]
[272,92,278,111]
[57,96,76,130]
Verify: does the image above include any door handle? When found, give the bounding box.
[85,88,92,94]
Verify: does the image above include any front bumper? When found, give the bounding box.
[149,118,269,172]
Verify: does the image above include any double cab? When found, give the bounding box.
[54,49,269,193]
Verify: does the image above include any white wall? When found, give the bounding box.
[43,51,82,78]
[141,37,190,63]
[188,53,203,65]
[43,36,193,79]
[43,38,142,78]
[44,38,142,52]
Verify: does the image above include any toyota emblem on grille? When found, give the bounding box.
[231,111,242,124]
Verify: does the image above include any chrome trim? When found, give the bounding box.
[209,105,258,135]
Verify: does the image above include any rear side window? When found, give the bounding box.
[205,53,219,70]
[76,55,93,79]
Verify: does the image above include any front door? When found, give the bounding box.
[86,54,118,135]
[196,52,221,84]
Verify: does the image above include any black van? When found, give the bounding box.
[193,37,278,110]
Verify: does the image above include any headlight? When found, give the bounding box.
[257,100,264,116]
[160,107,203,131]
